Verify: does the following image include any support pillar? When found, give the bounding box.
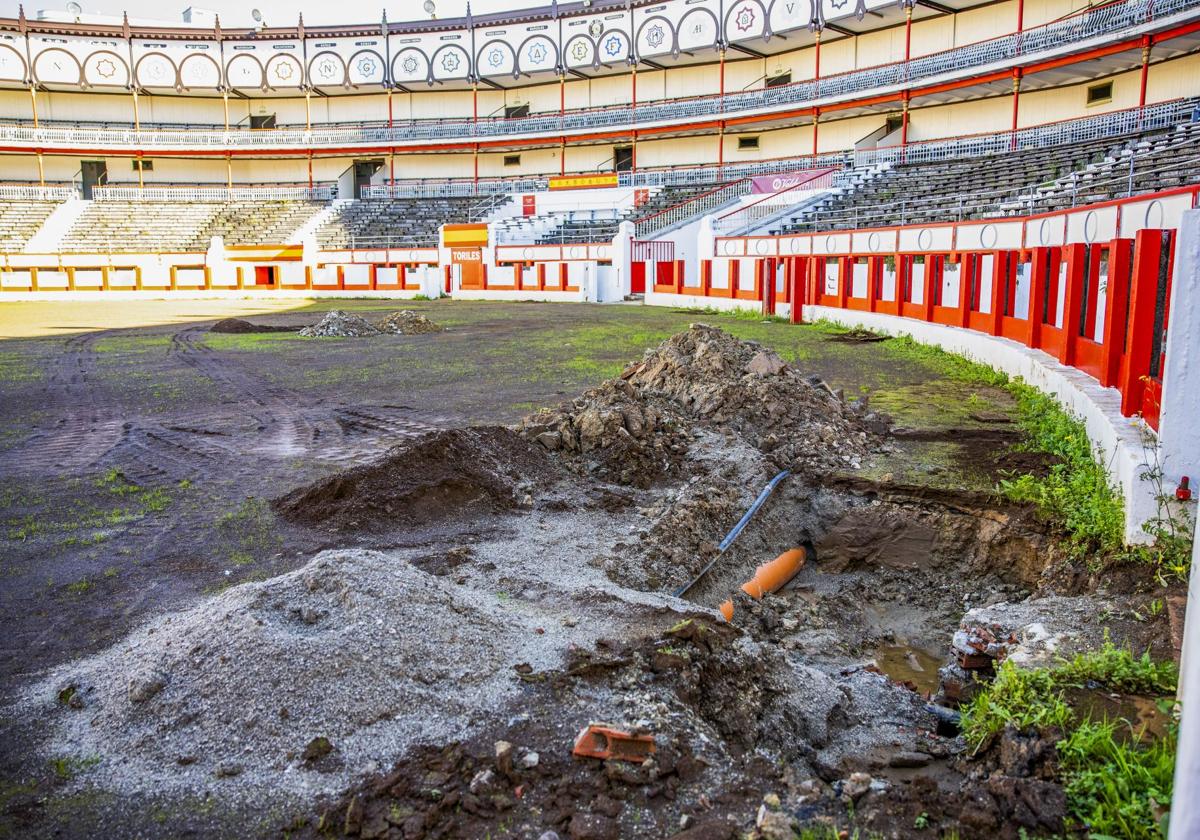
[222,89,230,130]
[904,4,913,65]
[225,152,232,189]
[36,150,44,186]
[131,85,141,131]
[28,84,38,127]
[304,87,311,130]
[1010,70,1021,150]
[1139,37,1152,113]
[812,111,819,158]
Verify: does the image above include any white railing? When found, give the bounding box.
[91,184,335,201]
[634,180,753,239]
[0,184,76,201]
[0,0,1192,153]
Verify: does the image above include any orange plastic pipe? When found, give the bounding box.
[719,547,806,621]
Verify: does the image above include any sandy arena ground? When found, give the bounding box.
[0,300,1175,839]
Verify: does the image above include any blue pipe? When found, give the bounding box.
[672,468,791,598]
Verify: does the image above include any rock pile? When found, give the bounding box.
[519,324,881,487]
[375,310,443,335]
[209,318,296,334]
[298,310,380,337]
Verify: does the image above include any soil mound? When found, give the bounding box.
[298,310,380,338]
[519,324,877,487]
[375,310,443,335]
[209,317,295,334]
[272,427,556,531]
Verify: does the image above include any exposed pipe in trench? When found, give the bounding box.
[672,468,791,599]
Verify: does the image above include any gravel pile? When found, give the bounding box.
[375,310,443,335]
[19,549,558,800]
[298,310,380,337]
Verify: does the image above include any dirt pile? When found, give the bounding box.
[519,324,879,488]
[375,310,443,335]
[272,427,558,532]
[209,318,295,334]
[298,310,380,337]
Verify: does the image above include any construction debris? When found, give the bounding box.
[519,324,878,487]
[375,310,444,334]
[572,724,656,763]
[297,309,381,337]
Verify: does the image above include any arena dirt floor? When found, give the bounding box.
[0,299,1177,839]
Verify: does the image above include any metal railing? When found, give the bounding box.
[633,179,752,238]
[91,184,336,201]
[0,0,1191,153]
[0,184,76,200]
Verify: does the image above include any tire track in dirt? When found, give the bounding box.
[167,327,445,466]
[0,331,125,477]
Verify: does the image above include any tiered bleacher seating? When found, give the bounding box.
[529,185,725,244]
[57,200,324,253]
[315,197,497,248]
[776,122,1200,233]
[0,200,61,252]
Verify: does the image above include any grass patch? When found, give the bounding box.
[200,332,307,352]
[999,386,1126,559]
[961,640,1177,839]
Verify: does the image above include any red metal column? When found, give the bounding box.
[1010,69,1022,150]
[560,73,567,176]
[631,64,638,173]
[1138,36,1152,110]
[1099,238,1134,387]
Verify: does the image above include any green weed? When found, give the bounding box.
[960,641,1178,839]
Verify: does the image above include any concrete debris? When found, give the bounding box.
[375,310,444,334]
[298,309,381,337]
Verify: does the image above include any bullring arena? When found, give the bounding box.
[1,0,1199,837]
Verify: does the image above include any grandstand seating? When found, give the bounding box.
[315,197,495,249]
[775,122,1200,234]
[0,200,60,252]
[57,200,323,253]
[526,185,726,244]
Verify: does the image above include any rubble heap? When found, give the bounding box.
[519,324,882,487]
[375,310,444,335]
[298,310,380,338]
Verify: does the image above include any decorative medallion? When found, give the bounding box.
[645,24,665,49]
[487,48,504,68]
[274,60,295,80]
[570,40,589,62]
[588,19,603,38]
[316,58,337,79]
[603,34,624,57]
[527,42,548,64]
[735,6,756,31]
[95,58,116,78]
[356,56,377,77]
[440,51,460,72]
[402,55,419,74]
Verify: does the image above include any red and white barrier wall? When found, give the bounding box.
[647,185,1200,543]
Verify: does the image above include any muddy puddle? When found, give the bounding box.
[874,644,944,696]
[1065,687,1172,741]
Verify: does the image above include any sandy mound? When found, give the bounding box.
[298,310,380,337]
[209,318,295,334]
[375,310,443,335]
[272,427,557,532]
[22,549,548,799]
[519,324,879,487]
